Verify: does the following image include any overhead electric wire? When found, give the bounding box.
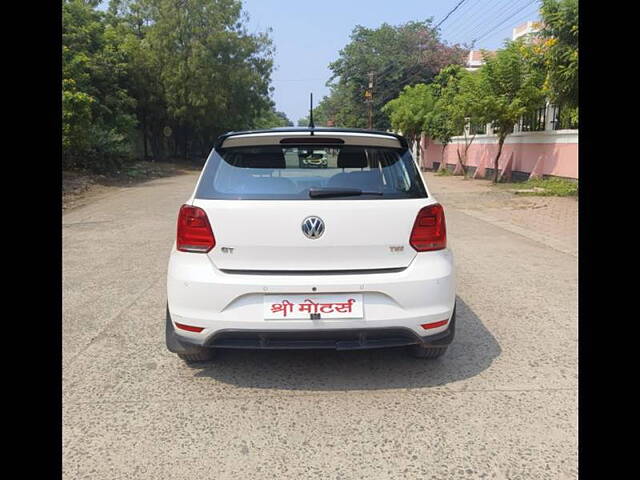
[465,1,534,43]
[443,0,500,37]
[440,0,502,40]
[459,0,532,44]
[435,0,471,29]
[445,0,518,42]
[488,2,542,40]
[443,0,540,48]
[482,7,541,46]
[472,0,539,45]
[347,0,540,109]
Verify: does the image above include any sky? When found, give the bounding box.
[242,0,541,123]
[98,0,541,124]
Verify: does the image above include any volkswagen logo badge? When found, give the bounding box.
[301,216,325,239]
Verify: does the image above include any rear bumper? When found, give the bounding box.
[167,247,456,348]
[166,307,456,352]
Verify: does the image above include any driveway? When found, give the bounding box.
[63,171,577,479]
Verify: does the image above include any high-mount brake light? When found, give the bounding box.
[409,204,447,252]
[177,205,215,253]
[279,137,345,144]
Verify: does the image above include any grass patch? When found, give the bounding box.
[435,168,452,176]
[503,177,578,197]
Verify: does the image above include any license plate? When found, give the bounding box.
[263,294,364,320]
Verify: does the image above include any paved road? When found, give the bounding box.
[424,173,577,257]
[63,172,577,479]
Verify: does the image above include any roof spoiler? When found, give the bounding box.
[214,128,409,149]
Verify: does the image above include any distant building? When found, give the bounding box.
[512,21,543,43]
[464,49,495,72]
[465,50,484,71]
[465,20,542,72]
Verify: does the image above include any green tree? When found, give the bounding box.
[63,0,137,171]
[423,109,456,171]
[109,0,167,160]
[537,0,578,127]
[325,20,467,129]
[136,0,274,158]
[62,81,94,156]
[63,0,278,169]
[477,40,545,182]
[253,107,293,129]
[299,84,361,128]
[433,66,484,175]
[382,83,434,149]
[420,67,466,170]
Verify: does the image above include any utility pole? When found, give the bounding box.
[365,72,374,129]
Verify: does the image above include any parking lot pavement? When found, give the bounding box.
[63,172,577,479]
[424,172,578,257]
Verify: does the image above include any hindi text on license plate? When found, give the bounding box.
[264,294,364,320]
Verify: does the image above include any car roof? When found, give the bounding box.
[214,127,409,149]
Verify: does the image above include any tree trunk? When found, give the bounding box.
[493,136,505,183]
[422,136,431,170]
[456,148,466,176]
[439,144,447,171]
[142,109,149,161]
[149,124,165,161]
[197,136,205,157]
[183,127,189,161]
[150,134,162,161]
[463,134,476,173]
[410,135,418,164]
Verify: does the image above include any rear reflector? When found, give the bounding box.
[175,322,204,333]
[410,204,447,252]
[420,319,449,330]
[177,205,215,253]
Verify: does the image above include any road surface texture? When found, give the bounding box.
[63,170,577,479]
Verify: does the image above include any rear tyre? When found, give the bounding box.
[177,349,216,363]
[409,345,448,359]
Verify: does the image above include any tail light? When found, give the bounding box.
[410,204,447,252]
[177,205,215,253]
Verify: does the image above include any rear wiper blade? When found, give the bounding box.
[308,188,383,198]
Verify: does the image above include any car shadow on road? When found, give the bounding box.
[189,296,501,390]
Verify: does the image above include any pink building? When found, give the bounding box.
[417,19,578,181]
[418,118,578,180]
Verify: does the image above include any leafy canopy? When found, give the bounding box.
[320,20,467,129]
[382,84,434,142]
[476,39,545,140]
[63,0,137,169]
[537,0,578,126]
[427,65,483,141]
[63,0,279,170]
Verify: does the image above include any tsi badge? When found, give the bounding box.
[389,246,404,253]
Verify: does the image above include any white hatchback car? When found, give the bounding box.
[166,128,456,362]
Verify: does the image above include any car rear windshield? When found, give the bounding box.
[195,145,427,200]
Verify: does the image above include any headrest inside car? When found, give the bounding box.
[241,151,286,169]
[337,148,368,169]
